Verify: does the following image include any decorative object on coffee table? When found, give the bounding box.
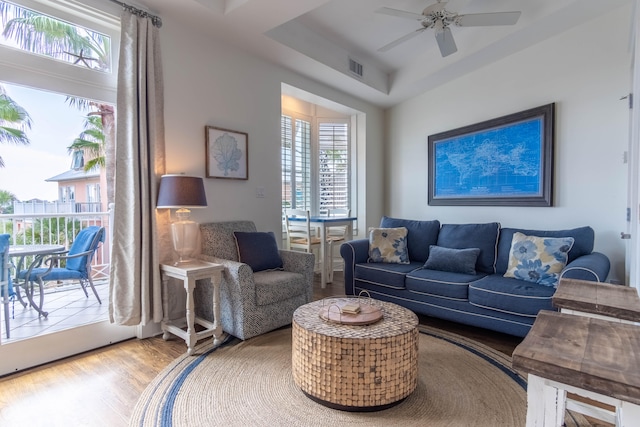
[292,298,418,411]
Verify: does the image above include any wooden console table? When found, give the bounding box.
[160,261,224,355]
[512,310,640,426]
[553,278,640,324]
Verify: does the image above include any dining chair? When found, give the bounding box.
[18,226,105,317]
[284,209,323,274]
[325,208,351,282]
[1,234,14,339]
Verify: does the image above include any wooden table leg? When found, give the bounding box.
[210,270,222,345]
[184,277,196,355]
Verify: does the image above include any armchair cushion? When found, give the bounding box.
[233,231,283,272]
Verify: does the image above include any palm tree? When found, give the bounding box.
[0,85,32,167]
[0,189,17,213]
[0,2,111,71]
[67,115,105,171]
[0,1,115,203]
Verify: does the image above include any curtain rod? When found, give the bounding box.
[108,0,162,28]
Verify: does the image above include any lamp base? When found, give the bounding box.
[171,220,200,265]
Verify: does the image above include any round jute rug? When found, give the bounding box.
[131,326,588,427]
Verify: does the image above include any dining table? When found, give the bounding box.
[9,244,66,317]
[286,216,357,287]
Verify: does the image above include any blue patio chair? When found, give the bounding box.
[1,234,14,338]
[18,226,105,318]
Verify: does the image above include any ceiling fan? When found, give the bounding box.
[376,1,521,57]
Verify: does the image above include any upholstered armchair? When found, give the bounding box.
[194,220,315,340]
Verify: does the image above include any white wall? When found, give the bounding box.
[159,17,384,242]
[385,5,632,283]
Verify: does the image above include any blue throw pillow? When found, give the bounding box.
[233,231,283,272]
[437,223,500,274]
[380,216,440,262]
[424,245,481,275]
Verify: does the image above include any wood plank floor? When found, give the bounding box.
[0,272,600,426]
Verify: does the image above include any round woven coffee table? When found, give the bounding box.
[292,298,419,411]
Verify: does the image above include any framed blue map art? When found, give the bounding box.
[428,103,555,206]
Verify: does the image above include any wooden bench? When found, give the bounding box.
[512,310,640,426]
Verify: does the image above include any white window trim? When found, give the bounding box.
[0,0,120,103]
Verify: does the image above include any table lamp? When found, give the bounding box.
[157,174,208,264]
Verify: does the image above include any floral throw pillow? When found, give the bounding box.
[368,227,409,264]
[503,232,575,287]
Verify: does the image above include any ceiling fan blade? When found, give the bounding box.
[378,28,425,52]
[375,7,424,21]
[456,11,521,27]
[435,27,457,57]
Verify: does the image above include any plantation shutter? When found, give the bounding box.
[318,121,349,216]
[294,119,312,210]
[281,115,312,211]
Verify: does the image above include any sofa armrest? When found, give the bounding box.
[560,252,610,283]
[340,239,369,295]
[279,249,315,302]
[198,254,256,310]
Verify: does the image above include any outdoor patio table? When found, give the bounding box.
[9,244,65,317]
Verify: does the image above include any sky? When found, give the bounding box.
[0,82,86,201]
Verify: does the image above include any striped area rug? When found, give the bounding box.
[130,325,589,427]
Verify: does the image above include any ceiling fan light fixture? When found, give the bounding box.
[434,19,444,34]
[376,2,521,57]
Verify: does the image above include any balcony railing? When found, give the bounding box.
[0,209,112,280]
[13,200,103,214]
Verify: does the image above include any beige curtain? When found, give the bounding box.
[109,9,169,325]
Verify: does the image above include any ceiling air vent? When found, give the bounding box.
[348,58,363,78]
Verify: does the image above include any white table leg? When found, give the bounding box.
[319,223,327,289]
[161,273,171,340]
[526,374,565,427]
[185,277,196,355]
[211,270,223,345]
[618,401,640,427]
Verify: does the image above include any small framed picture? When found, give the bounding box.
[205,126,248,180]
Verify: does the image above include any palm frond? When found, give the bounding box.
[0,125,30,144]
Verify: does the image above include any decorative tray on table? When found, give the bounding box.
[318,291,383,325]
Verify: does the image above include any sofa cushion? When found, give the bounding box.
[424,245,481,275]
[503,232,574,287]
[368,227,409,264]
[406,268,486,300]
[436,223,500,274]
[355,262,422,289]
[380,216,441,262]
[496,226,594,274]
[233,231,283,272]
[469,275,556,317]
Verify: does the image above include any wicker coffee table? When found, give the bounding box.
[292,298,419,411]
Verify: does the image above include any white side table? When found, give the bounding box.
[160,260,224,355]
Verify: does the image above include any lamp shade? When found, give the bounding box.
[157,175,207,208]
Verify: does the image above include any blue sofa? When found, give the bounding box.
[340,217,610,337]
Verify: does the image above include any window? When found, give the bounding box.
[0,0,118,210]
[60,186,75,202]
[282,114,312,210]
[281,111,350,215]
[318,121,349,215]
